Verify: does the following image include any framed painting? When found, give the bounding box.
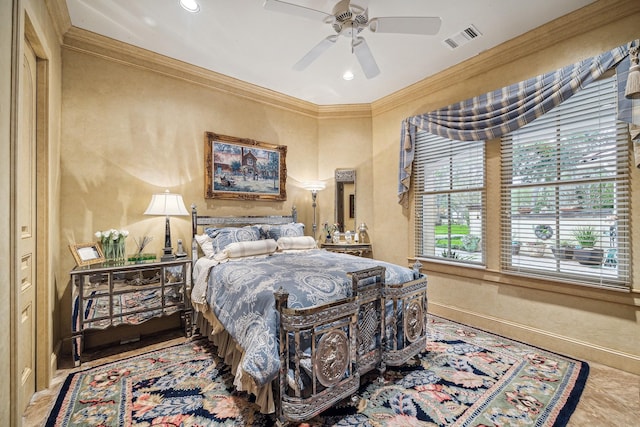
[69,243,105,267]
[205,132,287,201]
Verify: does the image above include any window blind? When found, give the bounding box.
[500,75,630,290]
[414,133,485,264]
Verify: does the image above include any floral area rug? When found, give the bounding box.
[45,315,588,426]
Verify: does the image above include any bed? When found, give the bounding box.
[190,205,428,425]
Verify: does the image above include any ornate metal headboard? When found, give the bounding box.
[190,204,298,261]
[191,204,298,236]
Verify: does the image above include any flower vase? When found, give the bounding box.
[103,239,125,264]
[96,229,129,265]
[101,240,113,262]
[115,239,125,264]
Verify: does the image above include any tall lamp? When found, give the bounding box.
[302,181,326,238]
[144,189,189,261]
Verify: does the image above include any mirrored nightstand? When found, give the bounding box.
[320,242,372,257]
[69,258,192,365]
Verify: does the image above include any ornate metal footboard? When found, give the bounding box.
[383,273,429,367]
[273,266,428,425]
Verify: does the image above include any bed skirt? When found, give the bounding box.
[195,311,276,414]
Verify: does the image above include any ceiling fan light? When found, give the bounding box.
[343,70,354,81]
[179,0,200,13]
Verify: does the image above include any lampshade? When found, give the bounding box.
[144,190,189,216]
[302,181,326,193]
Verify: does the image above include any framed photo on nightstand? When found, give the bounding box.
[69,242,105,267]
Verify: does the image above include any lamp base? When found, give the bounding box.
[161,247,175,262]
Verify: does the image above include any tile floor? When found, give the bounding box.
[23,330,640,426]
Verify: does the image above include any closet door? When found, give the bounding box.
[16,38,37,413]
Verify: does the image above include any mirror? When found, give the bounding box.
[335,169,356,233]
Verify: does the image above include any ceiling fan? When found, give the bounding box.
[264,0,442,79]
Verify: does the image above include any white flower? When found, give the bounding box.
[95,229,129,243]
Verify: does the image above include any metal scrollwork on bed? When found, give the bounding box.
[191,206,428,425]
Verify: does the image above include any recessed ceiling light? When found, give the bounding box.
[343,70,354,81]
[180,0,200,13]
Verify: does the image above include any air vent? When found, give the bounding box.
[443,24,482,50]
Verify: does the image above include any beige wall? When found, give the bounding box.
[58,48,325,342]
[370,1,640,373]
[55,0,639,388]
[318,115,373,240]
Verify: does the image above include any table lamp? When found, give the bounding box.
[144,189,189,261]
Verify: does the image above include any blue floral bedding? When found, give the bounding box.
[202,249,419,386]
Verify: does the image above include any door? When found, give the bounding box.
[17,38,37,413]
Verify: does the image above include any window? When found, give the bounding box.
[414,133,485,264]
[501,75,630,289]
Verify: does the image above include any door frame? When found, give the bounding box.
[9,7,52,422]
[28,17,52,391]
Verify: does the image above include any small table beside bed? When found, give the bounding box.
[190,206,428,425]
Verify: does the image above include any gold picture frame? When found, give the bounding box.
[204,132,287,201]
[69,242,105,267]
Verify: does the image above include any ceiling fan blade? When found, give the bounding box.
[293,35,338,71]
[264,0,332,23]
[368,16,442,35]
[353,37,380,79]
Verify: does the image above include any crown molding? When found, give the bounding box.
[62,27,372,120]
[371,0,640,116]
[317,103,372,119]
[50,0,372,119]
[46,0,71,45]
[63,27,326,118]
[54,0,640,120]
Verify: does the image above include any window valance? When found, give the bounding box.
[398,41,637,208]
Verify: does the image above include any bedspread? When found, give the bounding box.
[194,249,419,386]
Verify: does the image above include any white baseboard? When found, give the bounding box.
[429,302,640,375]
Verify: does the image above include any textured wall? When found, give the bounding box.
[59,49,327,343]
[369,2,640,372]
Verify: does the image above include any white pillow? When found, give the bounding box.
[277,236,317,251]
[215,238,277,260]
[194,234,215,258]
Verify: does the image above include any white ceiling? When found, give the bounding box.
[65,0,595,105]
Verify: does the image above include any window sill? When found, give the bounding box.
[409,257,639,308]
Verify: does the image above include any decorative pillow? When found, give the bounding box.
[277,236,317,251]
[215,239,277,260]
[194,233,215,258]
[205,226,262,253]
[262,223,305,240]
